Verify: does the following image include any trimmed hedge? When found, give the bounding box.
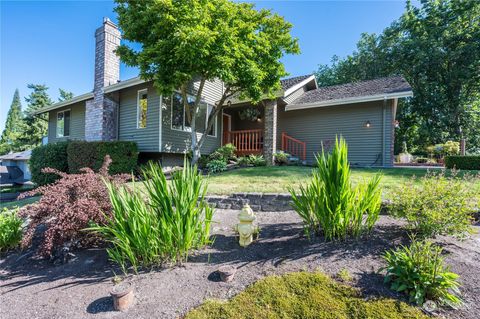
[30,142,69,186]
[445,155,480,170]
[67,141,138,174]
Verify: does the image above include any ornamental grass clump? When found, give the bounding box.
[289,137,382,240]
[389,171,478,238]
[90,160,213,273]
[382,238,462,307]
[18,156,129,257]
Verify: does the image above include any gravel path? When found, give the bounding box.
[1,210,479,319]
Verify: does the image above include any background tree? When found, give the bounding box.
[0,89,24,154]
[58,89,74,102]
[18,84,53,148]
[115,0,299,163]
[315,0,480,154]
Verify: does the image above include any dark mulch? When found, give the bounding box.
[0,210,479,319]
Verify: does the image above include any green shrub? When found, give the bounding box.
[214,143,237,161]
[289,137,382,240]
[89,160,213,273]
[445,155,480,170]
[443,141,460,156]
[415,157,428,164]
[206,159,227,174]
[67,141,138,174]
[382,238,462,307]
[389,171,477,238]
[274,151,289,165]
[247,154,267,166]
[237,156,249,167]
[0,209,23,252]
[30,142,69,185]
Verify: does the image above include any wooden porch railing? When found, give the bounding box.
[281,132,306,160]
[223,129,264,156]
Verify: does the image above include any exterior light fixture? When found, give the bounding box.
[364,121,371,128]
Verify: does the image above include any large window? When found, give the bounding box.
[171,92,217,136]
[56,110,70,137]
[137,89,148,128]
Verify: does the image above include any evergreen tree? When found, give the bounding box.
[18,84,53,148]
[0,89,24,154]
[58,89,74,102]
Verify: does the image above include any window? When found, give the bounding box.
[171,92,217,137]
[137,89,148,128]
[171,92,195,132]
[56,110,70,137]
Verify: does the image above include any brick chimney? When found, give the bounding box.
[85,17,121,141]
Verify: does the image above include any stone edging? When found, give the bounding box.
[205,193,393,213]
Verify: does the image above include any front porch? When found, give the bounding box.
[222,102,306,163]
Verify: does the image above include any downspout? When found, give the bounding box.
[382,97,387,167]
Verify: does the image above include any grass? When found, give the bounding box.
[206,166,480,198]
[0,196,40,211]
[185,272,429,319]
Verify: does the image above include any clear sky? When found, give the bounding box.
[0,0,408,132]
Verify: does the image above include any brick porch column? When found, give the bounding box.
[263,99,277,165]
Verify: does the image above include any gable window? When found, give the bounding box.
[56,110,70,137]
[137,89,148,128]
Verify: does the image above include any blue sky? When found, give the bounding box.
[0,0,408,132]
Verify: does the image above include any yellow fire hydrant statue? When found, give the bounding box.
[237,204,256,247]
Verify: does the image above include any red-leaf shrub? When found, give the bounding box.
[18,156,130,257]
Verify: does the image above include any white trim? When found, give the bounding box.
[56,109,71,138]
[136,89,148,129]
[285,91,413,111]
[283,75,317,97]
[159,94,163,152]
[206,104,217,137]
[104,77,145,93]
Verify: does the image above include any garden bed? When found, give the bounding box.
[1,210,479,319]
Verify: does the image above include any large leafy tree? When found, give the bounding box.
[115,0,299,163]
[18,84,53,148]
[0,89,24,154]
[315,0,480,153]
[58,89,74,102]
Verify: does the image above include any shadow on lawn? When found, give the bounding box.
[191,220,410,269]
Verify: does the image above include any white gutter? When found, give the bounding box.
[33,92,94,115]
[285,90,413,111]
[104,76,146,93]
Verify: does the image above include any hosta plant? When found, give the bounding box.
[90,160,214,273]
[0,208,23,252]
[18,156,129,257]
[290,137,382,240]
[382,238,462,307]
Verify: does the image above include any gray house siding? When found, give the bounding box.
[48,101,85,143]
[277,100,394,167]
[118,83,160,152]
[283,86,306,104]
[161,79,223,155]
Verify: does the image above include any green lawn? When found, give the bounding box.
[206,166,480,197]
[0,196,40,211]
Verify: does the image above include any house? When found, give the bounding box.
[0,149,32,185]
[35,18,412,167]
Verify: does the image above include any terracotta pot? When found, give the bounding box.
[218,265,237,282]
[110,282,134,311]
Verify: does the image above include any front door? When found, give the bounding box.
[222,114,231,145]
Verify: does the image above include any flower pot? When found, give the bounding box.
[110,282,134,311]
[218,265,237,282]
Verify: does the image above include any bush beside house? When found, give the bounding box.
[445,155,480,170]
[30,142,69,186]
[29,141,139,186]
[67,141,138,175]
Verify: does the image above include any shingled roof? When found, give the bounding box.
[291,76,412,105]
[280,74,313,90]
